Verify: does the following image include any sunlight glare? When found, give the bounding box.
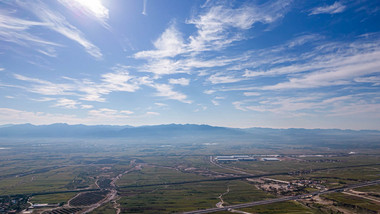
[70,0,109,19]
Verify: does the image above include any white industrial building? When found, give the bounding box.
[215,155,257,162]
[261,157,280,161]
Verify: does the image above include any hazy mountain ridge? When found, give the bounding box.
[0,123,245,138]
[0,124,379,146]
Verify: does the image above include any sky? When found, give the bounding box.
[0,0,379,130]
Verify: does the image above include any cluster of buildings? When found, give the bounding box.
[0,196,28,214]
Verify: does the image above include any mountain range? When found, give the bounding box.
[0,123,379,147]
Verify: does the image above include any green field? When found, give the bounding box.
[322,192,380,213]
[30,192,77,204]
[240,201,315,214]
[118,180,273,213]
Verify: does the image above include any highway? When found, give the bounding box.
[181,179,380,214]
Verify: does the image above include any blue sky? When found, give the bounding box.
[0,0,379,129]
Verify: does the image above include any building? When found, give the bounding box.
[239,157,257,161]
[216,158,238,162]
[215,155,257,162]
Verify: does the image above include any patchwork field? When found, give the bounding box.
[0,139,379,213]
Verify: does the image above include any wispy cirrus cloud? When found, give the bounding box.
[263,45,380,90]
[354,76,380,86]
[232,93,380,118]
[309,2,346,15]
[15,0,103,59]
[88,108,133,118]
[11,64,192,105]
[244,92,260,96]
[210,34,380,93]
[0,12,61,55]
[12,69,139,103]
[208,73,244,84]
[13,74,76,96]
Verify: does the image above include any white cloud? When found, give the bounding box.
[204,89,216,94]
[187,1,292,52]
[54,98,79,109]
[287,34,321,48]
[154,102,168,107]
[218,36,380,91]
[121,110,134,114]
[211,99,219,106]
[37,48,58,57]
[142,59,187,76]
[13,68,140,103]
[355,76,380,86]
[263,50,380,90]
[232,101,247,111]
[135,24,185,59]
[152,83,192,104]
[81,104,93,109]
[14,74,75,96]
[11,65,194,105]
[146,111,160,116]
[138,55,237,78]
[101,71,139,92]
[310,2,346,15]
[30,97,56,102]
[169,78,190,86]
[244,92,260,96]
[208,73,243,84]
[88,108,133,119]
[78,70,140,102]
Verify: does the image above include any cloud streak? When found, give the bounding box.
[15,0,103,59]
[142,0,147,16]
[0,12,61,55]
[310,2,346,15]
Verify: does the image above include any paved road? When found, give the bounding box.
[181,179,380,214]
